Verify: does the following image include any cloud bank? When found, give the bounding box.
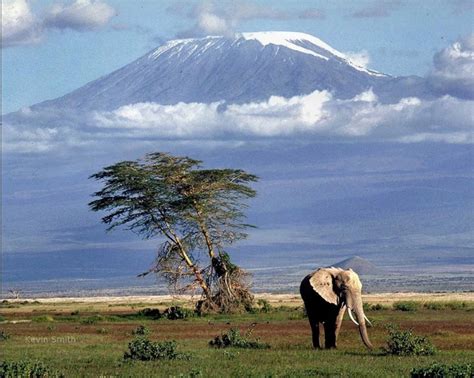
[2,0,116,48]
[4,89,472,154]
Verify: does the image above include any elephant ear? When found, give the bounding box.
[309,269,338,305]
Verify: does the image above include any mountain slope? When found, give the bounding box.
[330,256,381,275]
[35,32,399,111]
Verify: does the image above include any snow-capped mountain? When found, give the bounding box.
[32,31,424,112]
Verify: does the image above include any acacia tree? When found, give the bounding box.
[89,152,258,312]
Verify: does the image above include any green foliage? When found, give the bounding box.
[187,368,203,377]
[123,337,190,361]
[423,301,470,311]
[384,325,436,356]
[137,308,161,319]
[256,299,272,313]
[364,303,388,311]
[445,301,468,310]
[411,363,472,377]
[0,315,5,322]
[97,327,108,334]
[209,328,270,349]
[163,306,194,320]
[89,152,258,311]
[132,325,150,336]
[393,301,419,312]
[423,302,444,310]
[0,360,64,378]
[0,330,10,341]
[32,315,55,322]
[80,315,105,325]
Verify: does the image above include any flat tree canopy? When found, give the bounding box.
[89,152,258,312]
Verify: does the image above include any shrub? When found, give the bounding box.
[123,337,189,361]
[137,308,161,319]
[364,303,387,311]
[80,315,104,325]
[384,325,436,356]
[0,330,10,341]
[209,328,270,349]
[32,315,55,322]
[411,362,472,377]
[423,302,444,310]
[393,301,419,312]
[256,299,272,313]
[162,306,194,320]
[132,325,150,336]
[445,301,467,310]
[0,360,64,377]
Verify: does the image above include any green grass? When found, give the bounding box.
[1,301,473,377]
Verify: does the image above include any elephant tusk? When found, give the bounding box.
[364,314,373,327]
[348,308,359,326]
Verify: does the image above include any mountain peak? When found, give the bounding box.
[150,31,385,77]
[330,256,381,275]
[29,31,396,112]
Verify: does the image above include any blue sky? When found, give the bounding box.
[2,0,473,113]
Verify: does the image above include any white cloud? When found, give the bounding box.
[2,0,42,47]
[1,0,116,48]
[44,0,116,31]
[4,90,472,154]
[344,49,371,69]
[175,1,324,38]
[197,11,230,35]
[428,34,474,99]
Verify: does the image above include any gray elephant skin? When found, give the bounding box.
[300,267,373,349]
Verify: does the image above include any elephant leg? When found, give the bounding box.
[335,306,346,344]
[309,318,321,349]
[324,321,337,349]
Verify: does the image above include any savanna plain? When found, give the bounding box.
[1,293,473,377]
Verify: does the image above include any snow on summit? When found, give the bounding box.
[150,31,386,77]
[240,31,385,77]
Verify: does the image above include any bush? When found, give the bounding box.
[256,299,272,313]
[445,301,467,310]
[393,301,419,312]
[123,337,189,361]
[132,325,150,336]
[364,303,387,311]
[411,362,472,377]
[384,325,436,356]
[32,315,55,323]
[80,315,104,325]
[162,306,194,320]
[0,330,10,341]
[209,328,270,349]
[0,360,64,377]
[137,308,161,319]
[423,302,444,310]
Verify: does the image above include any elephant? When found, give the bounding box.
[300,267,373,350]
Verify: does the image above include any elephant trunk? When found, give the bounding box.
[352,295,373,350]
